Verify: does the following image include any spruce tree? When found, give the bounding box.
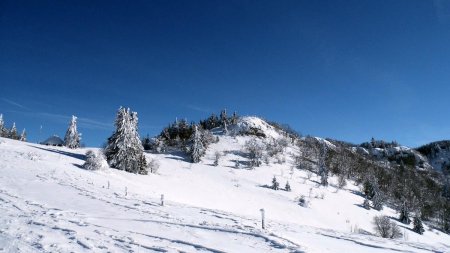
[9,123,18,140]
[413,215,425,234]
[64,115,81,149]
[271,176,279,190]
[285,181,291,192]
[220,109,227,126]
[105,107,148,174]
[318,144,328,186]
[0,114,6,137]
[399,201,411,224]
[19,129,27,142]
[190,125,204,163]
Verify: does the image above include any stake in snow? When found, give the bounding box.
[64,115,81,149]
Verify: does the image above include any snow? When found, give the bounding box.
[1,136,449,252]
[230,116,282,139]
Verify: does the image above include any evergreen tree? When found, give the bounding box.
[285,181,291,192]
[223,121,228,135]
[318,144,328,186]
[413,215,425,234]
[231,111,238,125]
[190,125,204,163]
[220,109,227,126]
[271,176,279,190]
[9,122,18,140]
[399,201,411,224]
[64,115,81,149]
[363,198,371,210]
[372,190,384,211]
[0,114,6,137]
[19,129,27,142]
[105,107,148,174]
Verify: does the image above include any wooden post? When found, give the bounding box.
[125,186,128,196]
[107,181,110,189]
[161,194,164,206]
[260,208,265,229]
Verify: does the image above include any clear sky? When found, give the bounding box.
[1,0,450,147]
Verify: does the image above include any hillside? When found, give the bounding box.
[1,117,450,252]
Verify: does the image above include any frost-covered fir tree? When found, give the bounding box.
[9,122,18,140]
[223,121,228,135]
[318,144,328,186]
[104,107,148,174]
[271,176,279,190]
[285,181,291,192]
[190,125,204,163]
[64,115,81,149]
[19,129,27,142]
[413,215,425,234]
[0,114,6,137]
[231,111,238,125]
[220,109,227,126]
[399,201,411,224]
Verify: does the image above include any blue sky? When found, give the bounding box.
[1,0,450,147]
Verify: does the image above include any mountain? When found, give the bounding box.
[1,116,449,252]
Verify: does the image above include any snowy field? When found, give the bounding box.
[1,135,449,252]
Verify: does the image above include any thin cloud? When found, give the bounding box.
[6,110,112,130]
[186,104,211,113]
[1,98,28,110]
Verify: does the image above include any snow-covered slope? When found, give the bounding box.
[230,116,282,139]
[1,135,449,252]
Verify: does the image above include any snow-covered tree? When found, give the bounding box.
[363,198,371,210]
[372,190,384,211]
[413,215,425,234]
[105,107,148,174]
[147,158,160,174]
[213,151,221,166]
[0,114,7,137]
[399,201,411,224]
[245,138,263,168]
[189,125,204,163]
[64,115,81,149]
[220,109,227,126]
[271,176,279,190]
[9,122,18,140]
[83,150,108,170]
[231,111,238,125]
[285,181,291,192]
[19,129,27,142]
[318,144,328,186]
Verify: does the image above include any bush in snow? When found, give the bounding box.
[83,150,108,170]
[147,158,160,174]
[298,195,308,207]
[373,215,402,239]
